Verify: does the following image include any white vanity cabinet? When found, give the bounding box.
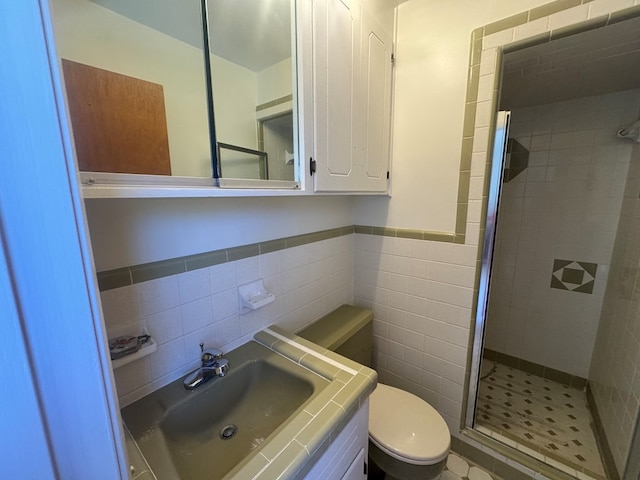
[311,0,395,194]
[304,399,369,480]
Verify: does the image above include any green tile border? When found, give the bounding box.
[97,226,354,291]
[97,224,461,291]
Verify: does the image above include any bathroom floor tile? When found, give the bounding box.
[475,361,605,479]
[440,453,498,480]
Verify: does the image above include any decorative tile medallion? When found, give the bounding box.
[550,259,597,294]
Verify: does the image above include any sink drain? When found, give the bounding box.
[220,424,237,440]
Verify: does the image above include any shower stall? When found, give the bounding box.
[467,15,640,480]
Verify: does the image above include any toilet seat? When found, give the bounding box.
[368,383,451,466]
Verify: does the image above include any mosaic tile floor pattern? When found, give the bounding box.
[476,361,605,479]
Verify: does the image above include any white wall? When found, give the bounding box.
[79,0,639,453]
[210,55,259,150]
[485,90,640,378]
[86,196,355,271]
[50,0,212,177]
[353,0,552,232]
[257,57,293,104]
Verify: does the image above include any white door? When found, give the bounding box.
[313,0,393,193]
[359,6,393,191]
[313,0,361,191]
[0,1,127,478]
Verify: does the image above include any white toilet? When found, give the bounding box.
[298,305,451,480]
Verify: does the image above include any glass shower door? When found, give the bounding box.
[466,110,511,427]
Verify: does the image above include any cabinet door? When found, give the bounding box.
[313,0,394,193]
[358,6,393,191]
[313,0,361,191]
[341,448,366,480]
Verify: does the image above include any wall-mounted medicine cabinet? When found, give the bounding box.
[49,0,396,198]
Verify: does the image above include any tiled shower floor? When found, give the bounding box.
[475,361,606,480]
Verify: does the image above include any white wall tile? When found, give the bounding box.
[149,337,186,380]
[100,286,141,327]
[177,268,211,304]
[477,74,496,104]
[181,296,214,334]
[108,235,355,406]
[135,275,181,316]
[209,262,236,294]
[513,16,549,41]
[146,306,183,344]
[483,29,514,50]
[548,4,589,30]
[485,90,640,378]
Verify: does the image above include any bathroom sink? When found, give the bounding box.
[122,341,329,479]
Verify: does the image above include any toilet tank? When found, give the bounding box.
[297,305,373,368]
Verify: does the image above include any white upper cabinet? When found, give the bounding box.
[312,0,395,193]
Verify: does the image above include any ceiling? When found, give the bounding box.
[500,15,640,109]
[90,0,292,72]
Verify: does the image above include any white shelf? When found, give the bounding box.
[111,337,157,369]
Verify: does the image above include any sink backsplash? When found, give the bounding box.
[100,234,354,407]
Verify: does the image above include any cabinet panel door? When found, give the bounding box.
[341,448,366,480]
[313,0,360,191]
[313,0,393,193]
[361,8,392,190]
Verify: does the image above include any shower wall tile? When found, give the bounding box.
[102,235,354,407]
[590,139,640,474]
[485,89,640,379]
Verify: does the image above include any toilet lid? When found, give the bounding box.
[369,383,451,465]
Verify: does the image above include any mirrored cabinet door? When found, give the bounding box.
[49,0,395,195]
[205,0,299,184]
[51,0,213,180]
[50,0,301,190]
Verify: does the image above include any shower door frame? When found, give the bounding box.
[459,5,640,480]
[464,110,510,428]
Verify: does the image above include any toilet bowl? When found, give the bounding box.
[297,305,451,480]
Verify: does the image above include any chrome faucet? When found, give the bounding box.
[183,343,229,390]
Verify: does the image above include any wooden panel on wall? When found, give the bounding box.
[61,59,171,175]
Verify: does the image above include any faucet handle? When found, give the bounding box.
[199,343,223,365]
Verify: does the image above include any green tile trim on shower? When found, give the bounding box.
[610,4,640,24]
[460,3,640,480]
[483,348,587,389]
[458,0,640,250]
[502,32,551,55]
[550,15,608,41]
